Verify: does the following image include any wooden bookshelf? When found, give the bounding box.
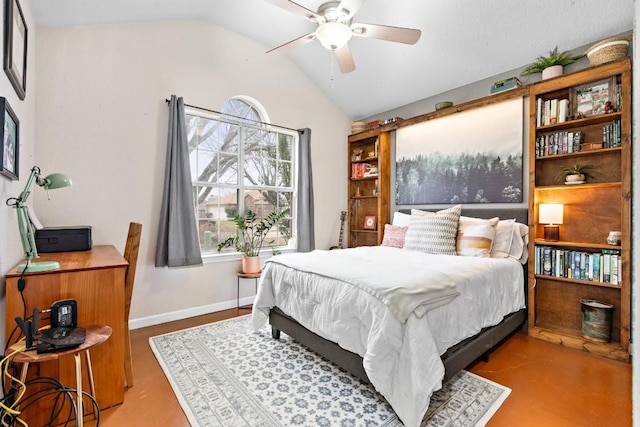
[527,58,631,362]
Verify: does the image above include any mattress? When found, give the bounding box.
[252,246,525,427]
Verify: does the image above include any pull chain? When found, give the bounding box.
[329,51,336,89]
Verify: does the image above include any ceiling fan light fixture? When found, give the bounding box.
[316,21,352,50]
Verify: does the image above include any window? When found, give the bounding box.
[186,98,296,256]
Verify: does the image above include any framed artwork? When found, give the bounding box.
[0,97,19,180]
[574,78,616,118]
[363,215,376,230]
[4,0,27,100]
[396,97,524,204]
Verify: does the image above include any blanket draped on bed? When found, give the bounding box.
[266,248,461,322]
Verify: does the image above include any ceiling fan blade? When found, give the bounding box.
[264,0,322,22]
[351,23,421,45]
[335,44,356,73]
[267,32,316,54]
[337,0,366,19]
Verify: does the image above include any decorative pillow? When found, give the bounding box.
[403,205,462,255]
[490,219,516,258]
[490,219,530,264]
[392,211,411,227]
[512,223,530,264]
[381,224,408,248]
[456,216,499,257]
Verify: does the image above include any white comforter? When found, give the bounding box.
[252,246,525,427]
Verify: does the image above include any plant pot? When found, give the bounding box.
[242,255,261,274]
[541,65,563,80]
[565,173,585,184]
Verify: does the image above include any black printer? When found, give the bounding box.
[35,226,92,253]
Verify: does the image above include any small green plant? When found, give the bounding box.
[555,161,595,182]
[217,209,288,257]
[521,46,582,76]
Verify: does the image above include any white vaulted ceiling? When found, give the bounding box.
[32,0,635,119]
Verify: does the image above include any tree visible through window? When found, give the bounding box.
[186,98,296,256]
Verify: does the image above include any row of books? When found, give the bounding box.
[535,131,584,157]
[536,98,570,127]
[602,119,622,148]
[350,163,378,179]
[534,246,622,285]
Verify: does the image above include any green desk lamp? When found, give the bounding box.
[6,166,72,272]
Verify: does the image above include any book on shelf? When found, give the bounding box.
[534,245,621,285]
[351,163,377,179]
[536,131,584,157]
[602,119,621,148]
[537,97,570,126]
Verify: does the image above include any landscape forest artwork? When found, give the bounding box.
[396,98,523,204]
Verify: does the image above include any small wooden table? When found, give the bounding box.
[7,325,112,427]
[236,272,261,309]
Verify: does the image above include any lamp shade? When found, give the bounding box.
[41,173,72,189]
[539,203,564,225]
[316,21,352,50]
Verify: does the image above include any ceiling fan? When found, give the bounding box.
[265,0,421,73]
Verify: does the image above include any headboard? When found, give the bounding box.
[398,207,528,225]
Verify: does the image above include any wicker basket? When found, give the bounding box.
[585,36,630,66]
[351,121,366,134]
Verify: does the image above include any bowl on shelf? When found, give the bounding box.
[606,231,621,246]
[435,101,453,111]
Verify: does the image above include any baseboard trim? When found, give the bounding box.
[129,296,255,330]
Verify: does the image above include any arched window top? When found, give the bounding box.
[221,96,271,127]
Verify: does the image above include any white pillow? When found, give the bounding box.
[456,216,499,257]
[392,211,411,227]
[403,205,462,255]
[512,223,530,264]
[490,219,516,258]
[490,219,529,264]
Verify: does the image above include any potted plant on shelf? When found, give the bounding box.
[521,46,583,80]
[555,161,595,184]
[217,209,288,273]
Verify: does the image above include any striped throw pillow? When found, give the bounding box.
[456,216,499,257]
[403,205,462,255]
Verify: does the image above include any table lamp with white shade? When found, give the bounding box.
[539,203,564,242]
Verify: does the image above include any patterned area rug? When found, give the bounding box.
[149,315,510,427]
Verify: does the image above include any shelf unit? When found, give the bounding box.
[347,130,390,247]
[527,58,631,362]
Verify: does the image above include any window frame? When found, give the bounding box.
[185,102,298,262]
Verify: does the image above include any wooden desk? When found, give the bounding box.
[5,246,128,426]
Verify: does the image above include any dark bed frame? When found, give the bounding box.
[269,208,528,383]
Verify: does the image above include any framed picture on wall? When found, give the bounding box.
[4,0,27,100]
[0,97,19,180]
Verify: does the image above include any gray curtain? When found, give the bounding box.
[155,95,203,267]
[296,128,315,252]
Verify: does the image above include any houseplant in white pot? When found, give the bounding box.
[521,46,582,80]
[217,209,288,273]
[555,161,595,184]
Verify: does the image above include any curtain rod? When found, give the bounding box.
[165,98,298,132]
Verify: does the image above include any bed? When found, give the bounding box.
[251,207,528,427]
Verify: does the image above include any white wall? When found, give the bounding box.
[0,0,36,347]
[34,20,350,327]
